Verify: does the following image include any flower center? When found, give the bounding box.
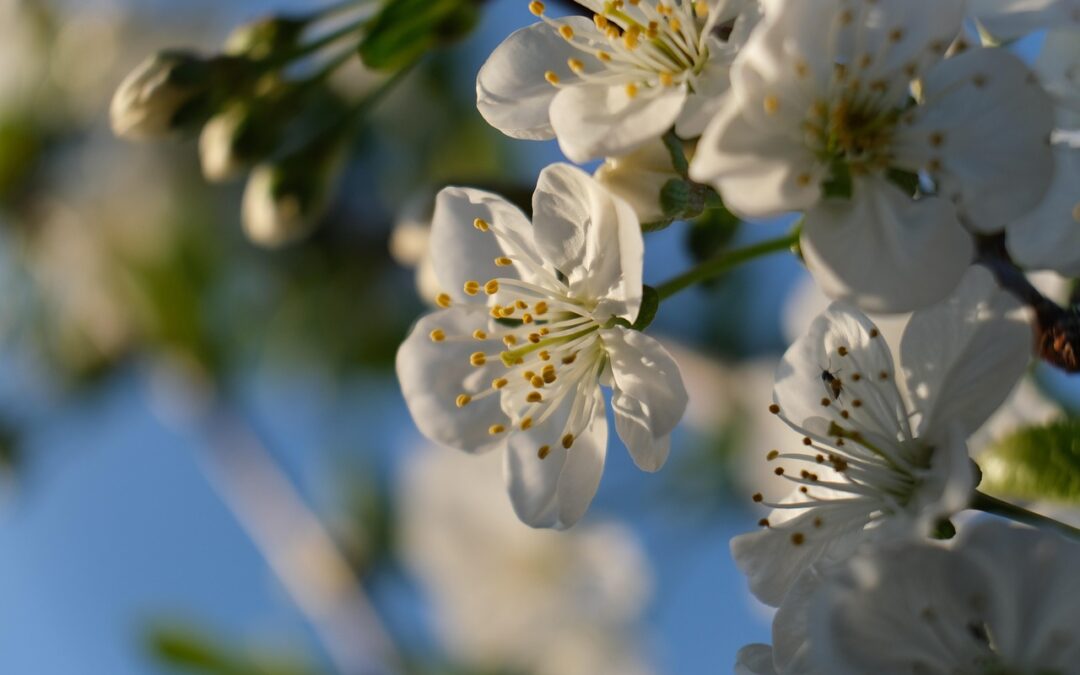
[530,0,715,99]
[429,218,608,459]
[805,93,899,178]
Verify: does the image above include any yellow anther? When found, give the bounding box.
[528,0,545,16]
[473,217,490,232]
[526,392,543,403]
[493,377,509,389]
[470,352,487,367]
[484,280,500,295]
[491,304,504,318]
[543,369,557,384]
[500,306,516,318]
[503,335,518,346]
[473,329,488,340]
[515,300,528,310]
[542,364,556,375]
[521,417,534,430]
[657,3,671,14]
[456,394,472,408]
[597,50,612,62]
[530,375,545,388]
[538,327,550,336]
[522,313,534,324]
[538,445,551,459]
[562,433,575,449]
[763,95,780,115]
[626,83,639,98]
[623,28,639,49]
[545,70,560,85]
[605,25,621,39]
[489,424,506,435]
[668,17,681,32]
[647,21,659,38]
[436,293,452,308]
[694,1,708,17]
[538,350,551,361]
[559,24,574,40]
[429,329,446,342]
[594,14,608,30]
[528,333,542,344]
[524,370,536,380]
[797,173,812,187]
[568,58,585,73]
[464,280,481,296]
[562,353,577,365]
[659,72,674,87]
[495,256,513,266]
[534,301,549,315]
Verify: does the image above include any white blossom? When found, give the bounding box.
[594,137,683,224]
[813,520,1080,674]
[1006,143,1080,276]
[477,0,759,162]
[689,0,1055,312]
[396,163,688,529]
[731,268,1032,607]
[1036,27,1080,127]
[110,50,211,140]
[398,447,654,675]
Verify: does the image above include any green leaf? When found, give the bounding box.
[979,417,1080,504]
[359,0,480,71]
[631,285,660,331]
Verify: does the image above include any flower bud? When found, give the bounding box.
[224,15,308,61]
[241,146,342,247]
[110,50,217,140]
[594,139,684,224]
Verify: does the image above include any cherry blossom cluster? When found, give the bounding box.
[394,0,1080,669]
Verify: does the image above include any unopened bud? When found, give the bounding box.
[242,145,342,247]
[224,15,308,61]
[594,138,686,224]
[110,50,217,140]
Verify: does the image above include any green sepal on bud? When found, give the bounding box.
[224,15,309,61]
[110,50,257,141]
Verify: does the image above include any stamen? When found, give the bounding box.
[464,280,481,296]
[538,445,551,459]
[470,352,487,367]
[528,0,545,16]
[473,217,490,232]
[489,424,506,435]
[456,394,471,408]
[430,329,446,342]
[562,433,575,449]
[436,293,452,308]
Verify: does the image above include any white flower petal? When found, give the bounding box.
[801,179,973,313]
[901,266,1033,438]
[772,568,823,675]
[504,399,608,529]
[969,0,1080,40]
[1036,27,1080,128]
[774,300,909,443]
[601,327,688,473]
[959,521,1080,671]
[1007,144,1080,275]
[549,82,688,163]
[674,47,733,138]
[429,186,539,303]
[476,18,593,141]
[735,644,779,675]
[897,48,1055,232]
[532,163,644,321]
[593,137,679,225]
[730,502,871,607]
[689,97,824,218]
[396,307,511,454]
[811,541,995,675]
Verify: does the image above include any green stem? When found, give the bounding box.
[656,229,801,300]
[311,0,373,22]
[971,490,1080,540]
[290,15,370,60]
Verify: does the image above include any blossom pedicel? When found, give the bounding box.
[397,163,687,529]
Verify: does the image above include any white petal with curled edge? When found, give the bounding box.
[601,327,688,473]
[674,48,733,139]
[396,307,510,454]
[735,644,778,675]
[549,82,687,163]
[810,541,995,675]
[772,567,822,675]
[959,521,1080,671]
[730,500,872,607]
[429,186,540,304]
[901,266,1032,438]
[1007,144,1080,276]
[773,300,909,442]
[532,163,643,321]
[689,99,824,218]
[476,18,593,141]
[897,48,1055,232]
[503,395,608,529]
[800,179,973,313]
